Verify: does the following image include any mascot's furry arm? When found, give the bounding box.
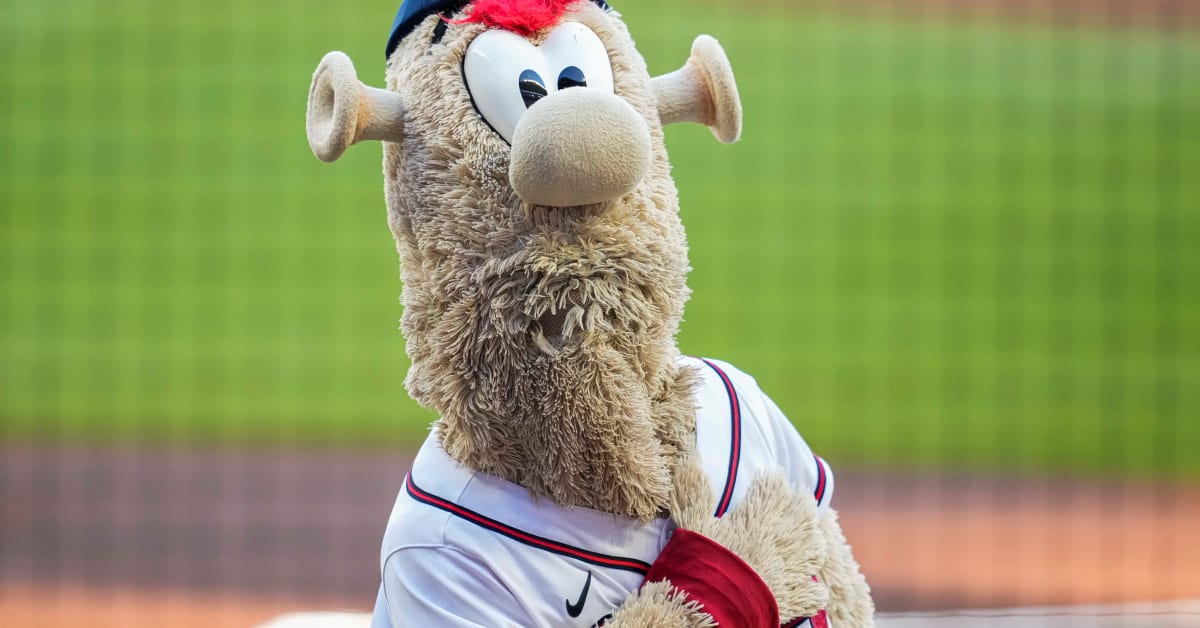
[609,456,874,627]
[816,509,877,626]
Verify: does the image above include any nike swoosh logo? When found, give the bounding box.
[565,571,592,618]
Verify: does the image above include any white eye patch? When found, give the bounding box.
[463,22,615,143]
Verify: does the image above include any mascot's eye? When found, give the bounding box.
[519,70,548,108]
[557,66,586,90]
[540,23,613,94]
[463,23,614,143]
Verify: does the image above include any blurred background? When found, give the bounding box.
[1,0,1197,625]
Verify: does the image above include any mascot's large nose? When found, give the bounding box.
[509,89,652,208]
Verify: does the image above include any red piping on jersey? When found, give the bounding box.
[813,454,827,505]
[700,358,742,518]
[405,474,653,575]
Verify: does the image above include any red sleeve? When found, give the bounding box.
[642,528,779,627]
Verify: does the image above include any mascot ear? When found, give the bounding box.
[305,51,406,162]
[651,35,742,144]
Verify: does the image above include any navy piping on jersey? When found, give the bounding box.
[405,474,653,575]
[782,617,810,628]
[813,454,828,505]
[700,358,742,518]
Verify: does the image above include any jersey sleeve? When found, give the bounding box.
[378,545,533,628]
[759,391,834,517]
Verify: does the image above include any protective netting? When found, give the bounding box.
[0,0,1196,624]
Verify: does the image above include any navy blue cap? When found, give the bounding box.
[386,0,468,59]
[385,0,611,59]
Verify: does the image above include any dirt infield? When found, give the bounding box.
[0,584,336,628]
[837,470,1200,610]
[2,445,1197,627]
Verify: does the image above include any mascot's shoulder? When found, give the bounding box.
[684,354,832,518]
[683,354,775,435]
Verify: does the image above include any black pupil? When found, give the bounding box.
[519,69,547,108]
[558,66,587,90]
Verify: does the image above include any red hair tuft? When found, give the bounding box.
[455,0,574,37]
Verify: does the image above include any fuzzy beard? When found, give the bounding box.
[382,6,698,519]
[397,191,699,520]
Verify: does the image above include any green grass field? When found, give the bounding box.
[2,0,1197,479]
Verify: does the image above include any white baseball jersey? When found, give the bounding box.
[370,357,834,628]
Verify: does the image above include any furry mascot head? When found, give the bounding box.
[303,1,874,625]
[309,0,740,521]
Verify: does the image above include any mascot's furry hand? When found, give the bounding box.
[608,457,832,628]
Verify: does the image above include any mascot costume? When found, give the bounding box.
[297,0,875,625]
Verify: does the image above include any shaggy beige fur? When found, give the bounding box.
[668,456,831,621]
[819,508,878,626]
[608,581,718,628]
[607,456,836,626]
[383,4,696,522]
